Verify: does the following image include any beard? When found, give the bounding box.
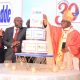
[15,24,22,28]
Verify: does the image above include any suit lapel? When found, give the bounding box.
[10,27,14,41]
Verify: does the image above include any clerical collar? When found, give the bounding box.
[63,27,72,31]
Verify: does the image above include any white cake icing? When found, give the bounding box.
[30,8,43,28]
[26,28,46,40]
[22,40,48,53]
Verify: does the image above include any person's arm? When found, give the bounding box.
[0,29,4,47]
[0,29,3,43]
[67,30,80,58]
[3,28,13,48]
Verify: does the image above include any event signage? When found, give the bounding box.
[0,2,11,25]
[0,4,11,23]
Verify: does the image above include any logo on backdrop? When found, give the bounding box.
[55,0,79,25]
[0,2,12,26]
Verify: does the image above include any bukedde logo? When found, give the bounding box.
[0,2,12,25]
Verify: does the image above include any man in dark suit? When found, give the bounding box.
[3,17,26,63]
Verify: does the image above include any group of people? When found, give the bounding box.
[0,16,47,63]
[0,17,26,63]
[0,9,80,70]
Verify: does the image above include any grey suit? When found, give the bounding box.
[3,27,26,62]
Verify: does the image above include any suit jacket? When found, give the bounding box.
[3,27,26,61]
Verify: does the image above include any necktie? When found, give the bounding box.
[13,28,19,41]
[13,28,19,53]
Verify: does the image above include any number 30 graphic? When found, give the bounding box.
[55,2,79,25]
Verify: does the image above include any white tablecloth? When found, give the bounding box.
[0,63,80,80]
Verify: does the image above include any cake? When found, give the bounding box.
[22,40,47,53]
[26,28,46,40]
[21,9,48,54]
